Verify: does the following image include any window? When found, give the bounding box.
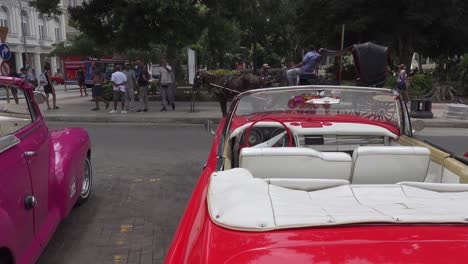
[0,86,34,136]
[54,18,61,41]
[0,6,8,28]
[38,15,47,39]
[20,10,29,36]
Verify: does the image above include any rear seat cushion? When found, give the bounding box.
[351,146,430,184]
[239,147,352,180]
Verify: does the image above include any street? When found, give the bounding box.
[38,123,213,264]
[35,123,468,264]
[415,127,468,157]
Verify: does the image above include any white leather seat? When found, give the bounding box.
[351,146,430,184]
[239,147,352,180]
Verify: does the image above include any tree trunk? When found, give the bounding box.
[397,34,414,71]
[418,53,423,74]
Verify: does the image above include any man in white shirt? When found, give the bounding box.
[110,65,128,114]
[157,59,175,111]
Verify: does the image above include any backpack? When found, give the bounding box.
[38,72,48,85]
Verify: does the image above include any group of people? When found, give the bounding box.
[10,63,59,110]
[86,59,175,114]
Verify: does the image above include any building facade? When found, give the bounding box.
[63,0,85,40]
[0,0,66,77]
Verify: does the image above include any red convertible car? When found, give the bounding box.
[165,86,468,263]
[0,77,92,264]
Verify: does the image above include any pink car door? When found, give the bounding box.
[0,87,35,259]
[11,87,51,246]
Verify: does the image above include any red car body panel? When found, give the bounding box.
[0,77,91,264]
[165,105,468,263]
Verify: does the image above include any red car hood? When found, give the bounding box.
[203,224,468,264]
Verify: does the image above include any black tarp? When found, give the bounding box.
[351,42,389,86]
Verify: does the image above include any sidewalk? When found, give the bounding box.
[42,85,223,124]
[43,85,468,128]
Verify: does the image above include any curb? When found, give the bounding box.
[414,119,468,128]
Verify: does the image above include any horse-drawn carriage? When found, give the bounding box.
[299,42,389,87]
[195,42,390,116]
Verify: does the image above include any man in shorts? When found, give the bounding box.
[110,65,127,114]
[91,65,110,111]
[43,63,59,110]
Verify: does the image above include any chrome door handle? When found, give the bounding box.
[24,151,37,157]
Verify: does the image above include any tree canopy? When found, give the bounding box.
[31,0,468,70]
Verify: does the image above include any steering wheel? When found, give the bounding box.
[244,118,294,147]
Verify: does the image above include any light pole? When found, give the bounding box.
[18,0,28,68]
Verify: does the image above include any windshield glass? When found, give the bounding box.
[235,87,400,127]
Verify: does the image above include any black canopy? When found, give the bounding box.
[351,42,389,86]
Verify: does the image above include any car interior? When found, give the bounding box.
[207,121,468,231]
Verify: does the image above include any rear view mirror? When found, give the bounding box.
[33,91,46,104]
[412,120,425,132]
[205,120,216,135]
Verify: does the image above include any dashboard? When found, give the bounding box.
[230,122,398,164]
[239,127,292,147]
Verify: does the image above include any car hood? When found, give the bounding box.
[222,240,468,264]
[201,224,468,264]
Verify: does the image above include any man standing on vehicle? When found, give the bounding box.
[123,63,138,111]
[137,61,151,112]
[110,65,127,114]
[287,45,322,86]
[157,59,175,111]
[91,64,110,111]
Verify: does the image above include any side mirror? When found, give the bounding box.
[412,119,425,132]
[33,91,46,104]
[205,120,216,135]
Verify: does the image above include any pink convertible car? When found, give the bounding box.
[0,77,92,264]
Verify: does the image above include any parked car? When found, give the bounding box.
[0,77,92,264]
[50,74,64,85]
[165,85,468,263]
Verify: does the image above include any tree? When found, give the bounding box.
[296,0,468,70]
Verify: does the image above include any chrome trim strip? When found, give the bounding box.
[0,135,20,154]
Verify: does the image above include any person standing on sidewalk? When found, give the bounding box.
[397,64,409,102]
[20,67,37,89]
[91,65,110,111]
[77,67,87,96]
[110,65,127,114]
[137,61,150,112]
[123,63,138,111]
[43,63,59,110]
[158,59,175,111]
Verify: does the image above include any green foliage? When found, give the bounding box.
[409,74,433,96]
[102,84,113,101]
[384,75,398,90]
[29,0,62,16]
[207,69,240,76]
[49,34,111,58]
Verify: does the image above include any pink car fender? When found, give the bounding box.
[49,128,91,219]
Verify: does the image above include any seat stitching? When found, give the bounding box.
[267,184,277,229]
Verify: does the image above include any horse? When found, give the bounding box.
[195,71,263,117]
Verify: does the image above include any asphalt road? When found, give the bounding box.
[38,123,213,264]
[414,127,468,157]
[37,124,468,264]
